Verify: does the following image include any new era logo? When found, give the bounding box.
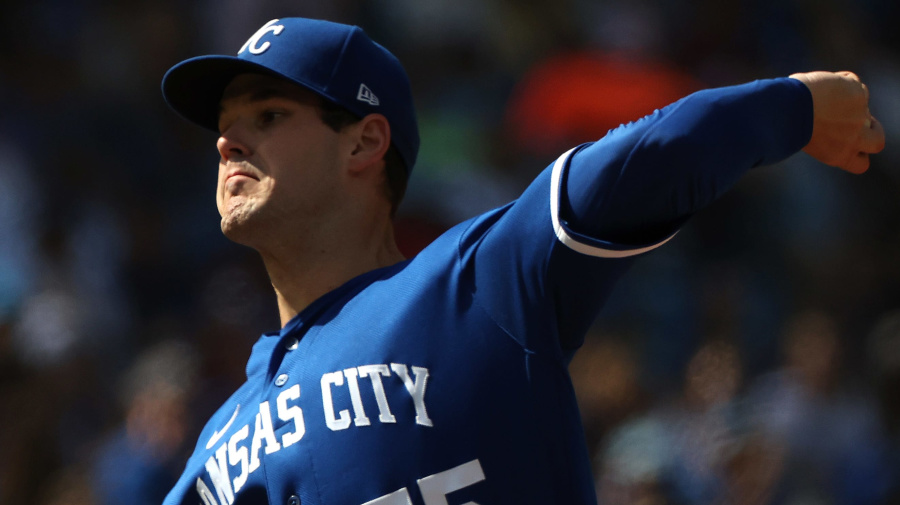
[357,83,380,106]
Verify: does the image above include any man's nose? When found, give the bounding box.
[216,128,252,162]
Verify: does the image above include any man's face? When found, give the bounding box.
[215,73,345,246]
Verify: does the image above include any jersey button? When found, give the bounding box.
[287,495,301,505]
[285,337,299,350]
[275,373,289,387]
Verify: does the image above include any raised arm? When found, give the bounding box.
[469,72,884,354]
[561,72,884,246]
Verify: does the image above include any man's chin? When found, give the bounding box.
[219,198,262,243]
[220,214,261,247]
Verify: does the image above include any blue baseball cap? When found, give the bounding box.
[161,18,420,173]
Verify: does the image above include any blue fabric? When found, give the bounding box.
[563,78,812,244]
[163,77,812,505]
[162,18,420,173]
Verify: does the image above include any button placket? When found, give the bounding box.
[274,336,300,387]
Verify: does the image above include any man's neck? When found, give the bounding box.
[260,222,405,327]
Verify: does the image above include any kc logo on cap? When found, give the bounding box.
[162,17,421,173]
[239,19,285,55]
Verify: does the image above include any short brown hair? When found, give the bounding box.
[317,98,408,216]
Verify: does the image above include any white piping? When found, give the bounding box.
[549,148,677,258]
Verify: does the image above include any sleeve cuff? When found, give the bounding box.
[549,147,678,258]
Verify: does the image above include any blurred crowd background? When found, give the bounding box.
[1,0,900,504]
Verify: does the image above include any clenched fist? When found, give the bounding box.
[789,71,885,174]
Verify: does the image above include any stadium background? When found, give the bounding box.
[1,0,900,503]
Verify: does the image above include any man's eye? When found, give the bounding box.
[260,110,284,124]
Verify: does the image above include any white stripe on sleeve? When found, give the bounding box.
[549,148,677,258]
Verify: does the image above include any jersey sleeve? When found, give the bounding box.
[561,77,813,245]
[464,77,814,358]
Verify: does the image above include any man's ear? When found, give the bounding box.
[347,114,391,175]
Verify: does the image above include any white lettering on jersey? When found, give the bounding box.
[361,488,414,505]
[344,367,372,426]
[227,425,250,493]
[322,371,352,431]
[248,402,281,472]
[196,363,434,503]
[238,19,285,55]
[417,459,486,505]
[390,364,433,427]
[197,477,220,505]
[363,459,486,505]
[358,364,397,423]
[276,384,306,446]
[205,444,234,505]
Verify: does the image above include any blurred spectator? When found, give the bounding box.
[746,310,892,504]
[591,339,750,504]
[716,431,785,505]
[570,331,649,453]
[0,139,41,324]
[865,309,900,501]
[594,414,673,505]
[868,310,900,439]
[36,465,96,505]
[92,339,198,505]
[667,340,745,504]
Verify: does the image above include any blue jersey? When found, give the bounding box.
[163,78,812,505]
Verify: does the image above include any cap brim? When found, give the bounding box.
[161,55,293,132]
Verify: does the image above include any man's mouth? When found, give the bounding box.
[227,173,256,182]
